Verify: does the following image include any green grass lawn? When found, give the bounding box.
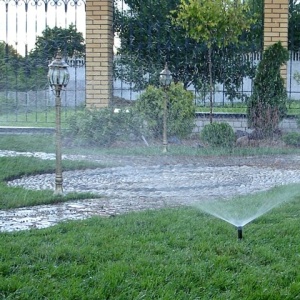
[1,132,300,158]
[197,100,300,115]
[0,188,300,299]
[0,134,300,298]
[0,108,76,128]
[0,156,105,210]
[0,134,108,209]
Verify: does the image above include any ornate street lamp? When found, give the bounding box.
[159,63,172,153]
[48,50,69,195]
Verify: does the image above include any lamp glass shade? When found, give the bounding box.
[48,56,70,88]
[159,67,172,87]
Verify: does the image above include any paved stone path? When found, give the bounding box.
[1,150,300,232]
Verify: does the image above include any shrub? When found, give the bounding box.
[200,122,236,148]
[282,132,300,147]
[66,107,145,147]
[134,83,195,138]
[247,42,288,137]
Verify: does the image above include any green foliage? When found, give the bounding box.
[26,24,85,89]
[114,0,257,100]
[0,156,102,210]
[135,83,195,138]
[0,42,32,91]
[0,25,85,92]
[289,0,300,51]
[282,132,300,147]
[247,42,289,136]
[31,24,85,61]
[241,0,300,51]
[242,0,264,50]
[0,41,48,92]
[66,107,145,147]
[172,0,256,122]
[172,0,254,47]
[200,122,236,148]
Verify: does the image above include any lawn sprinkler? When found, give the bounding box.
[237,226,243,240]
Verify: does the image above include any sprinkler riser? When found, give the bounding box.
[237,226,243,240]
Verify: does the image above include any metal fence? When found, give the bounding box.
[0,0,299,125]
[0,0,86,125]
[113,51,300,105]
[113,1,300,107]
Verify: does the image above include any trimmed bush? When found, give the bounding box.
[66,107,145,147]
[135,83,195,138]
[247,42,288,137]
[200,122,236,148]
[282,132,300,147]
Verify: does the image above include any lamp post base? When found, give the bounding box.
[54,187,63,196]
[54,177,63,195]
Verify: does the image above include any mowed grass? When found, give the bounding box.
[0,134,56,153]
[0,135,300,298]
[1,133,300,159]
[0,134,112,209]
[0,108,76,128]
[0,133,300,211]
[0,156,105,210]
[0,194,300,299]
[196,100,300,115]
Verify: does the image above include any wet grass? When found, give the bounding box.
[1,134,300,157]
[104,143,300,157]
[0,134,300,298]
[196,100,300,115]
[0,108,76,128]
[0,134,56,153]
[0,156,106,210]
[0,188,300,299]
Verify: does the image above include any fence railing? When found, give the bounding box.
[0,0,300,126]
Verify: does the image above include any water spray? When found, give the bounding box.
[237,226,243,240]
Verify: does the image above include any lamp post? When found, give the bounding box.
[159,63,172,153]
[48,50,69,195]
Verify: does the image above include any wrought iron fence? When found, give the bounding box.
[113,0,300,112]
[0,0,86,125]
[0,0,300,126]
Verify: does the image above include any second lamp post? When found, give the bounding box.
[48,50,70,195]
[159,63,172,153]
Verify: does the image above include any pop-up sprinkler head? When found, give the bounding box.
[237,226,243,240]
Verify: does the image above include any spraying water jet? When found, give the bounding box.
[192,184,299,240]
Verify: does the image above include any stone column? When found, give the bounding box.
[85,0,114,108]
[264,0,289,81]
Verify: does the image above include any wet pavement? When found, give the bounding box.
[1,150,300,232]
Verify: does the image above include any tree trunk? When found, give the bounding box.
[208,46,213,124]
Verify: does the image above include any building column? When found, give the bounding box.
[264,0,289,81]
[85,0,114,108]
